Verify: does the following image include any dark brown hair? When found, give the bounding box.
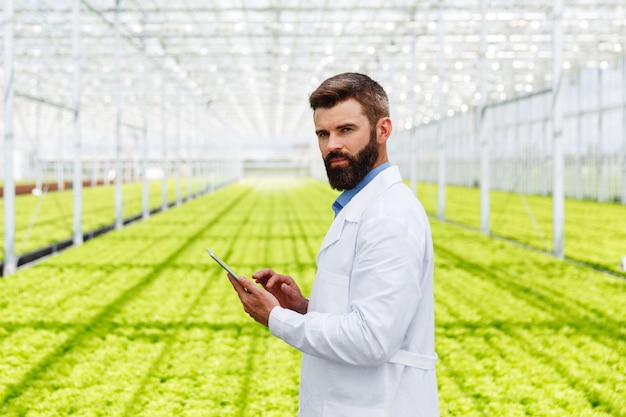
[309,73,389,128]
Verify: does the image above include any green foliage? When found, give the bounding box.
[0,178,624,416]
[417,183,626,275]
[432,222,626,416]
[0,179,199,259]
[0,178,330,416]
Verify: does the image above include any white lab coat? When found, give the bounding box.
[269,166,439,417]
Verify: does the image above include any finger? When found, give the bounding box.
[252,268,274,282]
[264,275,283,291]
[281,282,298,297]
[237,276,258,294]
[254,275,268,286]
[227,273,246,295]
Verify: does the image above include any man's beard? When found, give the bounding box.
[324,130,379,191]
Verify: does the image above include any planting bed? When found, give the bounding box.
[0,178,624,416]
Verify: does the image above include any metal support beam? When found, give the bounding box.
[3,0,17,276]
[552,0,565,259]
[190,106,196,198]
[72,0,83,246]
[161,56,169,211]
[114,0,123,229]
[187,102,192,200]
[56,108,64,191]
[478,0,490,235]
[622,55,626,205]
[142,37,150,219]
[34,83,42,192]
[437,4,447,221]
[597,68,604,202]
[175,78,182,206]
[576,76,583,200]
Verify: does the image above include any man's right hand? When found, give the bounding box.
[252,268,309,314]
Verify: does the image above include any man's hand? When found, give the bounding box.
[227,274,280,327]
[252,269,309,314]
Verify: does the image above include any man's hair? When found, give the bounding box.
[309,73,389,127]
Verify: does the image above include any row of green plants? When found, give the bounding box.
[3,180,624,276]
[0,178,624,416]
[417,183,626,275]
[0,178,209,259]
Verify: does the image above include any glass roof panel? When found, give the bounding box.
[1,0,625,151]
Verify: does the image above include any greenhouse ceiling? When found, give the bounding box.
[2,0,626,149]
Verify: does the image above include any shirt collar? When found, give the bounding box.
[331,161,391,217]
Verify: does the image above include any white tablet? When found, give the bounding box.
[206,248,239,278]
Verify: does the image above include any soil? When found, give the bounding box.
[0,180,106,197]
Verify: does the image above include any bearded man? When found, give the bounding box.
[228,72,439,417]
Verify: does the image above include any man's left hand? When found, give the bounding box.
[228,274,280,327]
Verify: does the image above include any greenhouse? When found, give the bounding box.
[1,1,625,416]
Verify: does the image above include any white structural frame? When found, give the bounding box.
[552,0,565,259]
[3,0,16,276]
[437,4,447,222]
[71,0,83,247]
[114,0,124,230]
[2,1,625,273]
[478,0,490,236]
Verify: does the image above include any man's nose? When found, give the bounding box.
[325,133,342,152]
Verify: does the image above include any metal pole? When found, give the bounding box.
[437,3,446,221]
[515,99,521,193]
[190,109,195,197]
[543,116,550,196]
[91,132,98,187]
[104,159,110,186]
[206,116,212,193]
[114,0,123,229]
[72,0,83,246]
[576,75,583,200]
[622,55,626,205]
[161,57,168,211]
[3,0,17,276]
[185,101,193,200]
[56,108,64,190]
[175,79,182,206]
[142,37,150,219]
[478,0,490,235]
[35,83,42,191]
[552,0,565,259]
[597,68,604,202]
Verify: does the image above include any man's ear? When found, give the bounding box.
[377,117,393,144]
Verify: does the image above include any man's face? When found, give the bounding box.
[314,99,380,191]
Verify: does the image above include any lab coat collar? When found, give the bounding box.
[319,165,402,253]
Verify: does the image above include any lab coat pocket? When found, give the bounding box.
[308,268,350,314]
[323,400,386,417]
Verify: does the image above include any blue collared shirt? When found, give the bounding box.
[331,161,391,217]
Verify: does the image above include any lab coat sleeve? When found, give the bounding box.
[268,212,426,366]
